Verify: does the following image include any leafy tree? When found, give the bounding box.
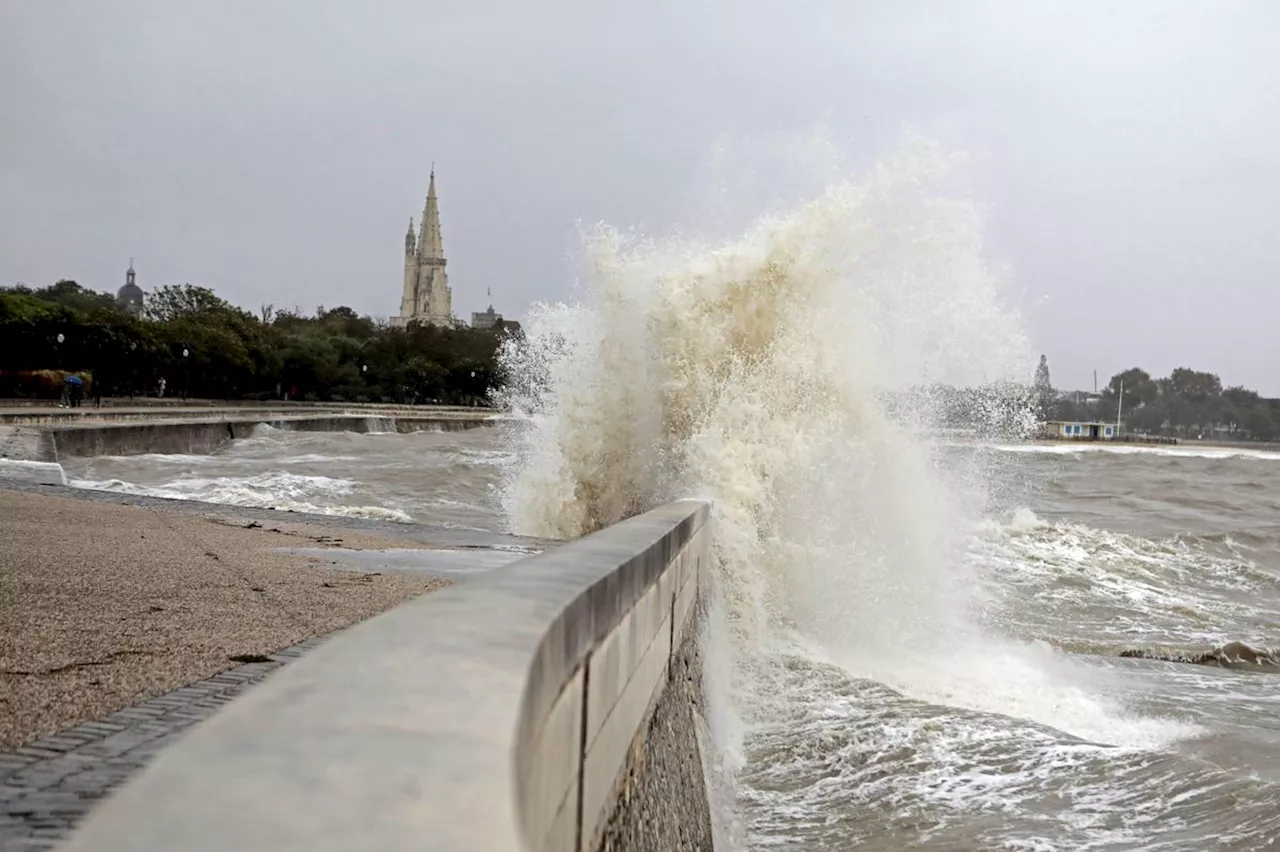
[145,284,238,322]
[33,280,117,314]
[1107,367,1159,406]
[1167,367,1222,403]
[1033,355,1053,418]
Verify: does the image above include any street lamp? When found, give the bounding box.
[54,333,68,407]
[129,341,138,400]
[182,347,191,401]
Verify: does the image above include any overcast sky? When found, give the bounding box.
[3,1,1277,393]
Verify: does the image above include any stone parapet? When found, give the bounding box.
[59,500,715,852]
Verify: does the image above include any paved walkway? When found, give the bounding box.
[0,636,325,851]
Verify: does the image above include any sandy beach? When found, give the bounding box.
[0,489,447,750]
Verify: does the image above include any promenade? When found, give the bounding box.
[0,484,550,850]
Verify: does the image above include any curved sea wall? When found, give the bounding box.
[63,499,716,852]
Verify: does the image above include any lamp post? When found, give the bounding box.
[55,334,67,407]
[182,347,190,401]
[129,341,138,400]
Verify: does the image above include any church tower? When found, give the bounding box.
[116,259,144,317]
[395,170,453,327]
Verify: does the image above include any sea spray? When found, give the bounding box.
[487,140,1229,848]
[496,138,1269,848]
[498,140,1033,636]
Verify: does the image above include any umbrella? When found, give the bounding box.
[65,375,84,385]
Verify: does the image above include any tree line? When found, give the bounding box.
[0,279,512,404]
[1037,358,1280,442]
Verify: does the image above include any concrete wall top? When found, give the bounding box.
[0,406,503,427]
[60,499,711,852]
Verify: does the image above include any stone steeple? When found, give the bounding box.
[417,169,444,260]
[394,168,453,327]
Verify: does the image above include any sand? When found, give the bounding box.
[0,490,448,750]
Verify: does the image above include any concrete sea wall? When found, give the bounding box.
[27,413,495,461]
[63,500,716,852]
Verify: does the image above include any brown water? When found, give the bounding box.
[729,441,1280,851]
[61,422,513,531]
[64,431,1280,850]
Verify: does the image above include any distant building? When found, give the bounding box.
[116,260,144,317]
[471,304,502,329]
[1045,420,1117,440]
[394,169,454,328]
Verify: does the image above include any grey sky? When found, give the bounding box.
[3,1,1278,394]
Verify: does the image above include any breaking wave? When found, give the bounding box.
[70,472,414,522]
[493,139,1272,848]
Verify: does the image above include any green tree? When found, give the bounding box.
[3,280,505,404]
[34,280,118,315]
[1167,367,1222,403]
[145,284,236,322]
[1107,367,1159,406]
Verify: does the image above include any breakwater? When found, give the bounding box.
[0,409,499,462]
[62,499,715,852]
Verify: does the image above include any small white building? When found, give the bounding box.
[1046,421,1118,440]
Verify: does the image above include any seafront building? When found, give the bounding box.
[1044,420,1117,440]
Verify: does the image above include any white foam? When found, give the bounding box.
[973,513,1275,647]
[70,472,413,522]
[1009,507,1048,531]
[990,442,1280,461]
[496,136,1203,838]
[0,459,66,486]
[856,641,1201,749]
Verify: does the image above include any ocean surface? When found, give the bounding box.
[64,423,512,531]
[65,429,1280,850]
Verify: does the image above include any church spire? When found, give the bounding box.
[405,217,416,255]
[417,167,444,260]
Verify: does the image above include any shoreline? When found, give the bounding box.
[934,433,1280,454]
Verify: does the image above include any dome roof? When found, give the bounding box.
[117,282,144,302]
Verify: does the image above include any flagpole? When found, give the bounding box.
[1116,379,1124,433]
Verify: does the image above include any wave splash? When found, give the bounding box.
[499,141,1032,634]
[496,138,1222,848]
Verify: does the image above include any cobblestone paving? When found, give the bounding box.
[0,636,326,851]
